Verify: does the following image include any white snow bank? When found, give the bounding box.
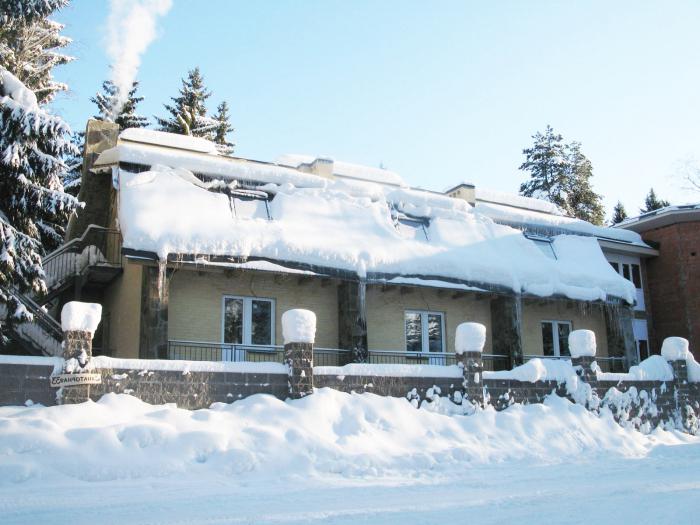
[60,301,102,334]
[569,330,596,357]
[475,200,644,245]
[484,358,576,383]
[661,337,690,361]
[118,164,636,303]
[281,309,316,344]
[0,388,688,487]
[475,187,562,215]
[0,69,38,110]
[455,323,486,354]
[315,363,462,378]
[0,354,63,370]
[598,355,674,382]
[120,128,219,154]
[87,355,287,375]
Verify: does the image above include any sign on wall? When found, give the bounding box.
[49,373,102,388]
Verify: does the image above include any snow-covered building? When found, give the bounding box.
[16,120,657,371]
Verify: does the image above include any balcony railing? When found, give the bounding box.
[42,225,122,294]
[166,340,510,370]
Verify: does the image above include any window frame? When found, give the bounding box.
[221,295,276,346]
[404,310,446,354]
[540,319,573,357]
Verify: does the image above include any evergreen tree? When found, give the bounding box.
[519,126,605,224]
[1,67,79,327]
[564,142,605,225]
[212,101,234,155]
[61,130,83,197]
[91,80,148,130]
[155,67,217,138]
[0,0,72,105]
[641,188,670,213]
[519,125,569,211]
[611,201,628,225]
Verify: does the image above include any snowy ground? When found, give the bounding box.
[1,389,699,524]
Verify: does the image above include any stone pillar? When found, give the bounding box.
[490,295,523,368]
[139,264,170,359]
[662,337,691,424]
[455,322,485,406]
[63,330,93,365]
[282,309,316,399]
[569,329,598,384]
[604,302,637,369]
[338,280,368,362]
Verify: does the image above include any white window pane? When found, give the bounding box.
[233,198,268,220]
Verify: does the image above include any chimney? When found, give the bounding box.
[298,157,334,179]
[445,183,476,207]
[65,119,120,241]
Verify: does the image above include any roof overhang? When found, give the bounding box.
[598,239,659,258]
[617,206,700,233]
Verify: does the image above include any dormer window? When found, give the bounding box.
[524,232,556,260]
[228,189,272,220]
[391,207,429,241]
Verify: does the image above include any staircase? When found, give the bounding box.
[3,225,122,356]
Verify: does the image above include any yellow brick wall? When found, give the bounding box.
[168,269,339,348]
[366,286,492,353]
[521,299,609,357]
[103,259,142,358]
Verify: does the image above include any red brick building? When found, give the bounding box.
[619,205,700,358]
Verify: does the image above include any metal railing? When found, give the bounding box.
[42,225,122,293]
[2,290,63,356]
[365,350,510,370]
[167,340,353,365]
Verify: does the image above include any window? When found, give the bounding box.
[228,189,271,220]
[524,233,556,259]
[631,264,642,289]
[391,207,429,241]
[223,296,275,346]
[405,311,444,353]
[541,321,572,357]
[622,263,630,281]
[609,262,620,273]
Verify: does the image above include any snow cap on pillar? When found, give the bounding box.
[60,301,102,335]
[661,337,689,361]
[568,330,596,358]
[282,309,316,344]
[455,322,486,354]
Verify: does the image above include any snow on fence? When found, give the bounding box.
[1,313,700,434]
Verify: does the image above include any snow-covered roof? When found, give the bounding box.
[276,153,405,186]
[475,187,563,215]
[616,203,700,233]
[107,130,637,304]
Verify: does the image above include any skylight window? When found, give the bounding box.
[391,207,429,241]
[228,189,272,220]
[524,232,557,259]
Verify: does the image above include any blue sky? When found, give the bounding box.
[52,1,700,217]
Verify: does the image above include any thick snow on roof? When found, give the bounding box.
[475,201,644,245]
[475,187,563,215]
[118,163,636,304]
[120,128,220,154]
[277,153,405,186]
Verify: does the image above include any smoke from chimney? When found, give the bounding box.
[105,0,172,120]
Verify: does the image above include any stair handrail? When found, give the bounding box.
[43,224,121,264]
[11,289,63,342]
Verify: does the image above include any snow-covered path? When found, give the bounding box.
[1,390,699,524]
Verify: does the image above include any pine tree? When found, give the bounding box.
[611,201,628,225]
[212,101,234,155]
[1,67,80,327]
[92,80,148,130]
[0,0,72,105]
[155,67,217,138]
[519,126,605,224]
[518,126,569,211]
[564,142,605,225]
[61,131,83,197]
[641,188,670,213]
